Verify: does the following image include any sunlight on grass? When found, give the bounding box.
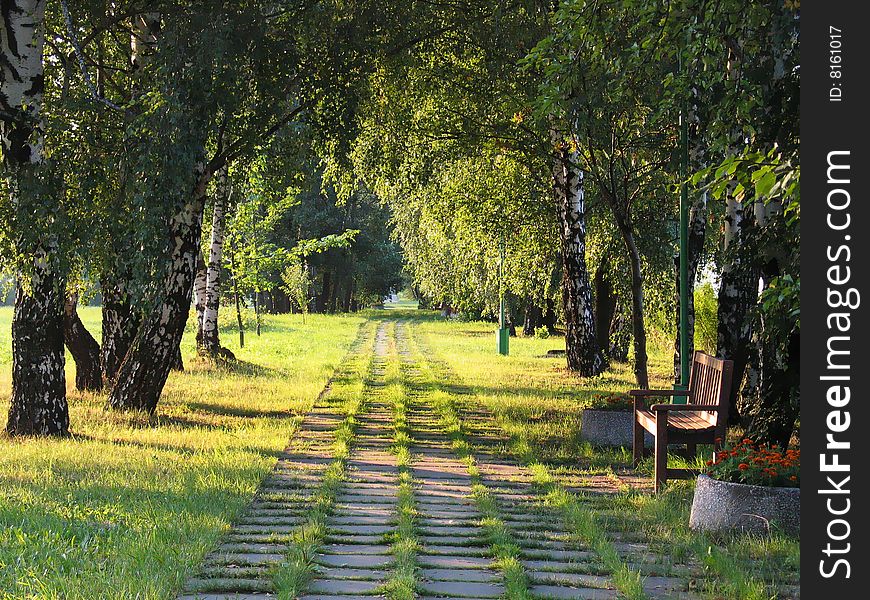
[410,311,800,599]
[0,306,364,599]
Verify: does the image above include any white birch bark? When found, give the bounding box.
[550,128,602,376]
[193,251,207,345]
[202,166,229,354]
[2,0,68,436]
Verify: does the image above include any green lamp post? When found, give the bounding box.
[496,239,509,355]
[675,46,691,398]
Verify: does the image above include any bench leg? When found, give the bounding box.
[633,415,644,467]
[654,414,668,493]
[686,442,697,460]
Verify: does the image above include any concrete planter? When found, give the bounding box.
[580,408,652,448]
[690,474,800,535]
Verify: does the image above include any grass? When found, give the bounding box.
[0,306,364,600]
[409,312,800,600]
[272,320,377,598]
[382,321,420,600]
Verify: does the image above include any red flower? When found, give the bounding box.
[738,463,749,470]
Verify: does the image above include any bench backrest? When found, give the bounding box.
[688,351,735,429]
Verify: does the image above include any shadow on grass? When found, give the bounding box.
[182,401,299,421]
[189,356,279,379]
[68,430,289,460]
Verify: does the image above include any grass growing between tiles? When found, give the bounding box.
[0,307,365,600]
[402,323,532,600]
[382,322,420,600]
[406,323,639,600]
[410,312,800,600]
[271,322,378,599]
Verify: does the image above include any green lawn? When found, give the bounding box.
[0,306,364,600]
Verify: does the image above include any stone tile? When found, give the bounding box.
[420,568,498,582]
[530,571,611,588]
[417,555,493,569]
[329,515,391,526]
[334,495,398,506]
[217,543,286,554]
[421,544,489,556]
[320,544,391,555]
[418,581,504,598]
[522,559,598,573]
[325,534,384,545]
[521,548,595,561]
[315,554,394,568]
[328,524,392,534]
[314,567,388,580]
[418,525,479,537]
[308,580,382,595]
[528,585,619,599]
[232,525,299,534]
[641,576,690,595]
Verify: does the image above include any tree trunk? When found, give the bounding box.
[7,265,68,436]
[552,137,602,375]
[523,298,542,336]
[601,186,648,388]
[63,294,102,392]
[620,226,649,388]
[254,291,261,336]
[2,1,69,436]
[608,302,631,362]
[171,344,184,371]
[593,261,617,355]
[744,201,798,447]
[543,298,557,334]
[716,197,758,425]
[318,269,332,313]
[202,166,229,355]
[98,10,160,383]
[108,167,210,413]
[230,244,245,348]
[100,276,140,384]
[193,250,207,347]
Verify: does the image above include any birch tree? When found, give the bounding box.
[1,0,69,436]
[201,165,230,355]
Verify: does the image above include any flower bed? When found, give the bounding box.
[690,440,800,535]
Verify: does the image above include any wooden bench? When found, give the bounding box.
[631,351,735,492]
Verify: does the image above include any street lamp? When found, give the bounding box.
[496,237,509,355]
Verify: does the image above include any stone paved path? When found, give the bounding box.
[179,317,794,600]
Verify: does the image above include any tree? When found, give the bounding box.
[200,165,230,355]
[2,0,70,436]
[282,259,310,323]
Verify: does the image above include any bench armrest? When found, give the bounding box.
[649,403,722,412]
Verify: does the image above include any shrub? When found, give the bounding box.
[534,327,550,339]
[706,439,799,488]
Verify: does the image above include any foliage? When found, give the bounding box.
[281,260,311,322]
[693,283,718,354]
[706,439,800,488]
